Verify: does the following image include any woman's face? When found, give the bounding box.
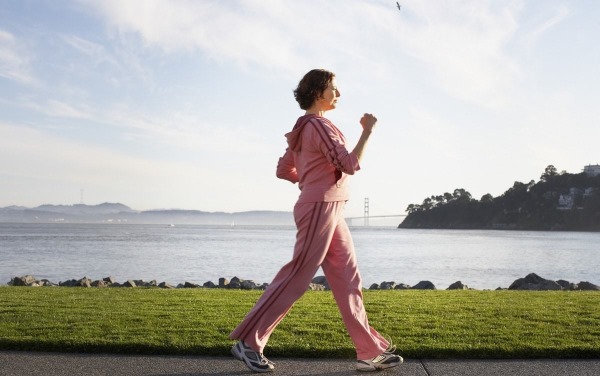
[316,78,341,111]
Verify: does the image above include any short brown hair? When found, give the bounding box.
[293,69,335,110]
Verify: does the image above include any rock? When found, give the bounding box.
[508,273,562,290]
[133,280,157,287]
[122,280,137,288]
[219,277,229,288]
[11,275,37,286]
[447,281,469,290]
[369,283,380,290]
[203,281,216,288]
[229,277,243,289]
[240,280,258,290]
[183,281,200,288]
[311,276,330,290]
[308,283,325,291]
[380,281,397,290]
[577,281,600,291]
[59,279,78,287]
[91,280,109,288]
[76,277,92,288]
[556,280,571,289]
[39,279,57,287]
[258,283,269,290]
[103,276,116,284]
[158,282,175,289]
[412,281,436,290]
[394,283,411,290]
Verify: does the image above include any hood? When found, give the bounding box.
[285,114,317,152]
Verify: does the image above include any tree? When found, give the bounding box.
[480,193,494,203]
[405,204,420,214]
[540,165,558,182]
[452,188,472,202]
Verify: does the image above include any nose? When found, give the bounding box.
[335,89,341,97]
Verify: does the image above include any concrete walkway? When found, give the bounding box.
[1,351,599,376]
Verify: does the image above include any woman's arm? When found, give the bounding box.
[276,148,299,183]
[352,113,377,163]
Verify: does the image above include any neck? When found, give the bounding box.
[305,107,327,117]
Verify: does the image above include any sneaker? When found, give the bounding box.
[356,345,403,372]
[231,341,275,373]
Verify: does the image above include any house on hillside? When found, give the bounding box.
[583,164,600,176]
[557,188,582,210]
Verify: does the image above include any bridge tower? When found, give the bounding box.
[363,197,370,226]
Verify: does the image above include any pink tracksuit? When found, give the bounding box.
[229,114,389,360]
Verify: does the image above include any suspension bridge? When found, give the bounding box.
[345,198,406,226]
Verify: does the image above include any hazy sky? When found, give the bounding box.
[1,0,599,218]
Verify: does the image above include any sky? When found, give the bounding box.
[1,0,599,219]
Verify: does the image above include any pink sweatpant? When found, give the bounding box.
[229,201,389,360]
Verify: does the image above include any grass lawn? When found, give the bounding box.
[0,287,598,358]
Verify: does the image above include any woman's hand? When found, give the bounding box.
[360,113,377,132]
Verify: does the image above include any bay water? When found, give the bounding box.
[1,223,598,290]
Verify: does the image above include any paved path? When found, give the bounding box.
[1,351,599,375]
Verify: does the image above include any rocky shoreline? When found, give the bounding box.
[7,273,600,291]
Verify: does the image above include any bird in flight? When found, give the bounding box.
[396,2,401,11]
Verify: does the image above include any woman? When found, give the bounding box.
[230,69,402,373]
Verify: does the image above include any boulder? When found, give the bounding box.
[412,280,436,290]
[311,276,330,290]
[307,283,325,291]
[203,281,217,288]
[508,273,562,290]
[394,283,411,290]
[369,283,380,290]
[122,280,137,288]
[183,281,200,288]
[91,280,109,288]
[39,279,57,287]
[103,276,116,284]
[158,282,175,289]
[76,277,92,288]
[229,277,242,289]
[133,280,157,287]
[11,275,37,286]
[577,281,600,291]
[59,279,78,287]
[379,281,397,290]
[240,280,258,290]
[447,281,469,290]
[219,277,229,288]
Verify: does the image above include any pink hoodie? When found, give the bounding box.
[276,114,360,203]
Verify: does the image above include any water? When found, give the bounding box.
[1,223,598,290]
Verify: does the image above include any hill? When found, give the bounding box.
[0,203,293,226]
[399,165,600,231]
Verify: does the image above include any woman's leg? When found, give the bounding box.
[321,215,390,360]
[229,201,342,353]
